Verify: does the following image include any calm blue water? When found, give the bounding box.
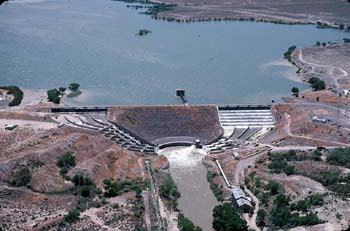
[0,0,347,105]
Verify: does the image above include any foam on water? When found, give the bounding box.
[158,146,207,169]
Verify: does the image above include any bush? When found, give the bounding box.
[268,160,287,173]
[47,88,61,104]
[57,152,76,175]
[212,203,248,231]
[0,86,23,106]
[10,167,31,187]
[80,185,90,197]
[178,213,202,231]
[72,174,93,186]
[159,175,181,201]
[266,181,280,195]
[327,148,350,168]
[207,172,224,201]
[284,165,295,176]
[103,179,144,198]
[64,209,80,223]
[57,152,76,168]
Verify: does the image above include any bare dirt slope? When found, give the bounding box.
[0,125,145,189]
[291,43,350,91]
[154,0,350,26]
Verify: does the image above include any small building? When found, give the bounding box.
[5,124,18,130]
[312,116,328,123]
[233,152,240,160]
[231,187,253,213]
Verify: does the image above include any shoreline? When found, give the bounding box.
[116,0,350,32]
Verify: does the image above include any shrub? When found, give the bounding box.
[64,209,80,223]
[10,167,31,187]
[266,181,280,195]
[284,165,295,176]
[57,152,76,168]
[268,160,287,173]
[103,179,144,198]
[57,152,76,175]
[159,175,181,201]
[207,172,224,201]
[80,185,90,197]
[72,174,93,186]
[327,148,350,168]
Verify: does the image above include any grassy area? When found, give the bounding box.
[0,86,23,106]
[207,171,224,201]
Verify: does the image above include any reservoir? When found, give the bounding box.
[0,0,347,105]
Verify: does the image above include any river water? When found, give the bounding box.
[0,0,347,105]
[159,146,218,231]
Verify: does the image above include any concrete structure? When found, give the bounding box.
[218,105,275,140]
[231,187,253,213]
[312,116,328,123]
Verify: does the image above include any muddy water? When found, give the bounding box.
[158,146,218,231]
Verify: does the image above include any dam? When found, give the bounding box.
[51,104,275,153]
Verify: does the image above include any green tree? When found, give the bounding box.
[178,213,202,231]
[256,209,266,228]
[291,87,299,97]
[47,88,61,104]
[69,83,80,91]
[212,203,248,231]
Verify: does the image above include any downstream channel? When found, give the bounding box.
[159,146,218,231]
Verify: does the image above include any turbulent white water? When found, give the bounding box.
[159,146,218,231]
[159,146,206,168]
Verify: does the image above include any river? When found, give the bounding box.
[0,0,347,105]
[159,146,218,231]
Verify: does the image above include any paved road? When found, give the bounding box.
[142,191,152,231]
